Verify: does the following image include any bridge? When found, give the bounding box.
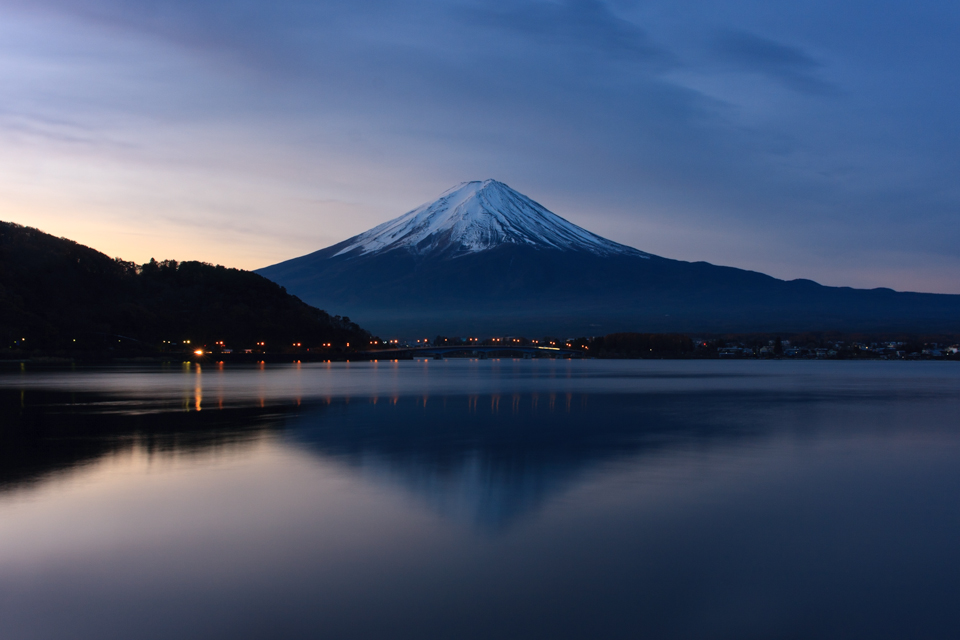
[386,345,584,359]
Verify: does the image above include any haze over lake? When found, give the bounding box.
[2,360,959,639]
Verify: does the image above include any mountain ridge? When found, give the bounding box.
[0,221,369,353]
[257,181,960,336]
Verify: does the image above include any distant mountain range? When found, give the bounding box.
[259,180,960,336]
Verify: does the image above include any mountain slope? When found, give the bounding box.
[0,221,368,352]
[333,180,646,258]
[258,181,960,336]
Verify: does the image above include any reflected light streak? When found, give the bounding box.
[195,364,202,411]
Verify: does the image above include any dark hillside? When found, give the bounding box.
[0,221,368,354]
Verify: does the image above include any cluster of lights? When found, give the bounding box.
[293,342,301,347]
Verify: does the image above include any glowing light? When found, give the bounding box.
[193,349,203,356]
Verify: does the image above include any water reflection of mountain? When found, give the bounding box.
[0,389,293,491]
[284,392,775,532]
[2,386,834,531]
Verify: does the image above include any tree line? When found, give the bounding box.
[1,222,369,355]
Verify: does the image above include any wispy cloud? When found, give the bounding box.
[465,0,667,64]
[712,30,837,96]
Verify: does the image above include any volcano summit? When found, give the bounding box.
[258,181,960,336]
[331,180,645,259]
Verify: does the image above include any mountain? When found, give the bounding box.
[333,179,646,258]
[257,180,960,336]
[0,221,368,353]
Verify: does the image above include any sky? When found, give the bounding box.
[1,0,958,293]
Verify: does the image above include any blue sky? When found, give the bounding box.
[2,0,958,292]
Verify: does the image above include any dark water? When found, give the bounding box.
[1,359,959,639]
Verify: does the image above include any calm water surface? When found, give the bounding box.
[1,359,958,639]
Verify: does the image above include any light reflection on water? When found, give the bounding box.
[1,360,959,639]
[8,358,957,407]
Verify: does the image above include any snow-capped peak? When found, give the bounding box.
[333,180,648,258]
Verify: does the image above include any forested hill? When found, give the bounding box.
[0,221,369,354]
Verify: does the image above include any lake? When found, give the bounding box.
[1,359,958,639]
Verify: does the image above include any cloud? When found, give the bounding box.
[712,30,837,95]
[464,0,667,64]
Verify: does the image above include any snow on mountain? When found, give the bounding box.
[333,180,648,258]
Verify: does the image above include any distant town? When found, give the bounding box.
[704,338,959,360]
[368,334,960,360]
[7,331,960,363]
